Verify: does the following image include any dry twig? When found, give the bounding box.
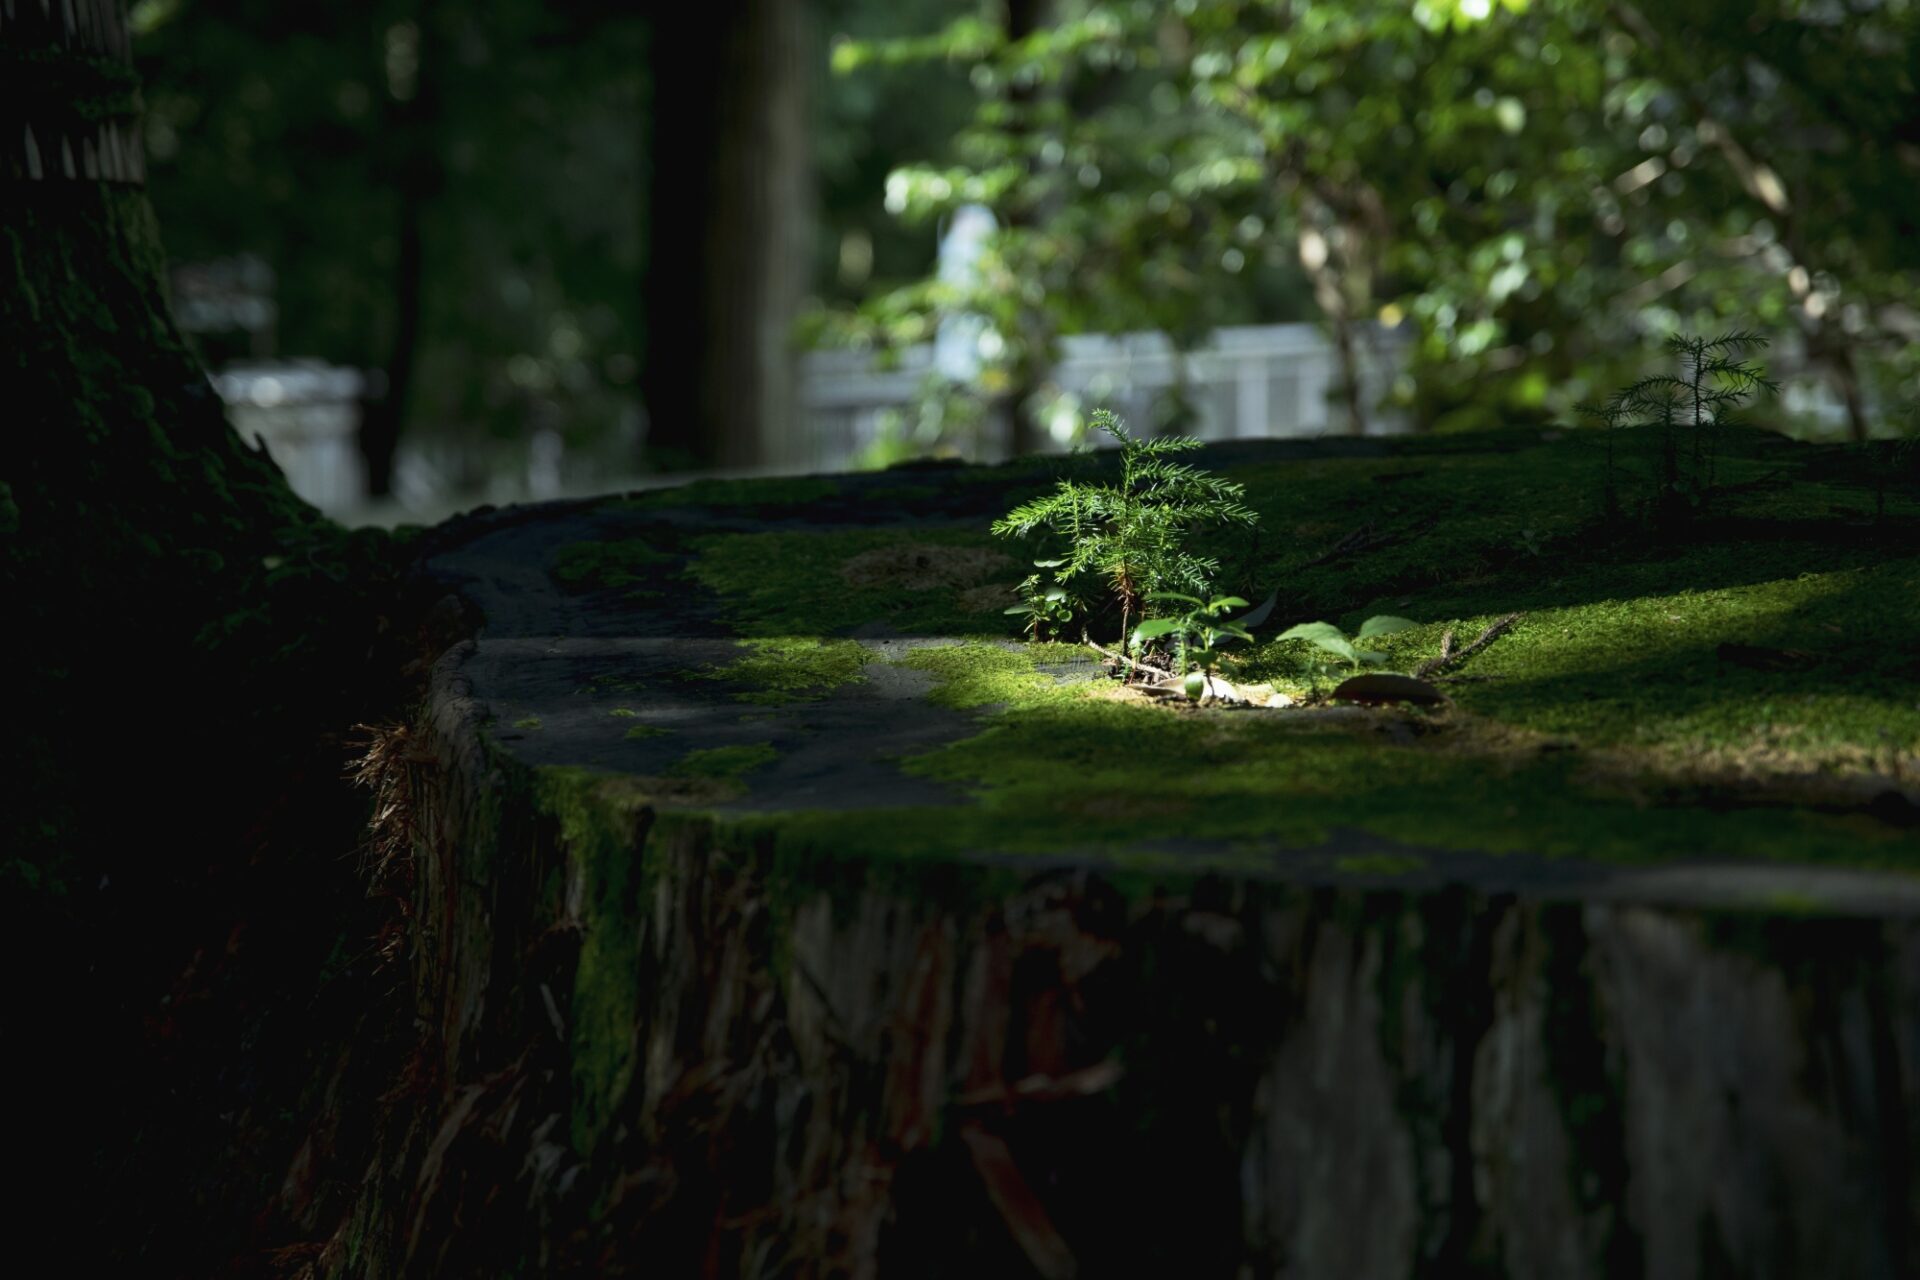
[1415,612,1524,679]
[1084,637,1173,683]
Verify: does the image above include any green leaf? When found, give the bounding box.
[1356,615,1420,640]
[1145,590,1204,605]
[1228,590,1278,630]
[1316,635,1359,662]
[1004,605,1034,615]
[1355,649,1390,665]
[1132,618,1187,641]
[1278,621,1348,645]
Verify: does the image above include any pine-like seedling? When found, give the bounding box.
[992,409,1257,648]
[1586,331,1779,522]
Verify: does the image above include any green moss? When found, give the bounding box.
[624,724,671,740]
[608,707,638,718]
[684,527,1015,637]
[668,742,779,780]
[1388,560,1920,765]
[550,539,671,592]
[691,636,873,704]
[512,716,542,730]
[738,639,1917,874]
[895,640,1081,708]
[534,427,1919,878]
[531,767,653,1156]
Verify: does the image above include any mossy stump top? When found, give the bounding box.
[423,427,1920,915]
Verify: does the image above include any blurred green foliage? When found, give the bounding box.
[822,0,1920,446]
[134,0,1920,482]
[135,0,650,482]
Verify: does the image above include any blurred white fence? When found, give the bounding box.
[799,321,1411,470]
[212,361,365,512]
[215,322,1411,519]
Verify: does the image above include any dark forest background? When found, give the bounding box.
[134,0,1920,509]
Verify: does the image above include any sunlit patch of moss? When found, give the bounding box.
[623,474,843,510]
[772,681,1915,870]
[668,742,779,780]
[703,630,1920,874]
[685,527,1016,637]
[551,426,1920,878]
[608,707,638,718]
[1405,560,1920,767]
[691,636,873,704]
[893,640,1084,708]
[512,716,542,730]
[624,724,671,740]
[550,539,671,591]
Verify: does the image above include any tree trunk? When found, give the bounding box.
[359,0,444,498]
[641,0,812,472]
[296,626,1920,1277]
[4,8,351,1264]
[3,0,301,858]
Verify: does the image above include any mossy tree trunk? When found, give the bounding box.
[4,7,387,1268]
[3,0,306,872]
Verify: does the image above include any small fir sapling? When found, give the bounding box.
[1584,331,1779,520]
[992,408,1257,661]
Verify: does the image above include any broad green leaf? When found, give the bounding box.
[1229,590,1278,630]
[1356,615,1420,640]
[1315,636,1359,662]
[1003,604,1032,615]
[1355,649,1390,664]
[1278,621,1348,645]
[1132,618,1187,641]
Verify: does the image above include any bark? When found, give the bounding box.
[282,636,1920,1278]
[3,2,337,1264]
[641,0,812,471]
[2,0,302,859]
[359,0,444,498]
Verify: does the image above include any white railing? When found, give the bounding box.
[212,361,366,512]
[215,322,1412,518]
[800,321,1411,469]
